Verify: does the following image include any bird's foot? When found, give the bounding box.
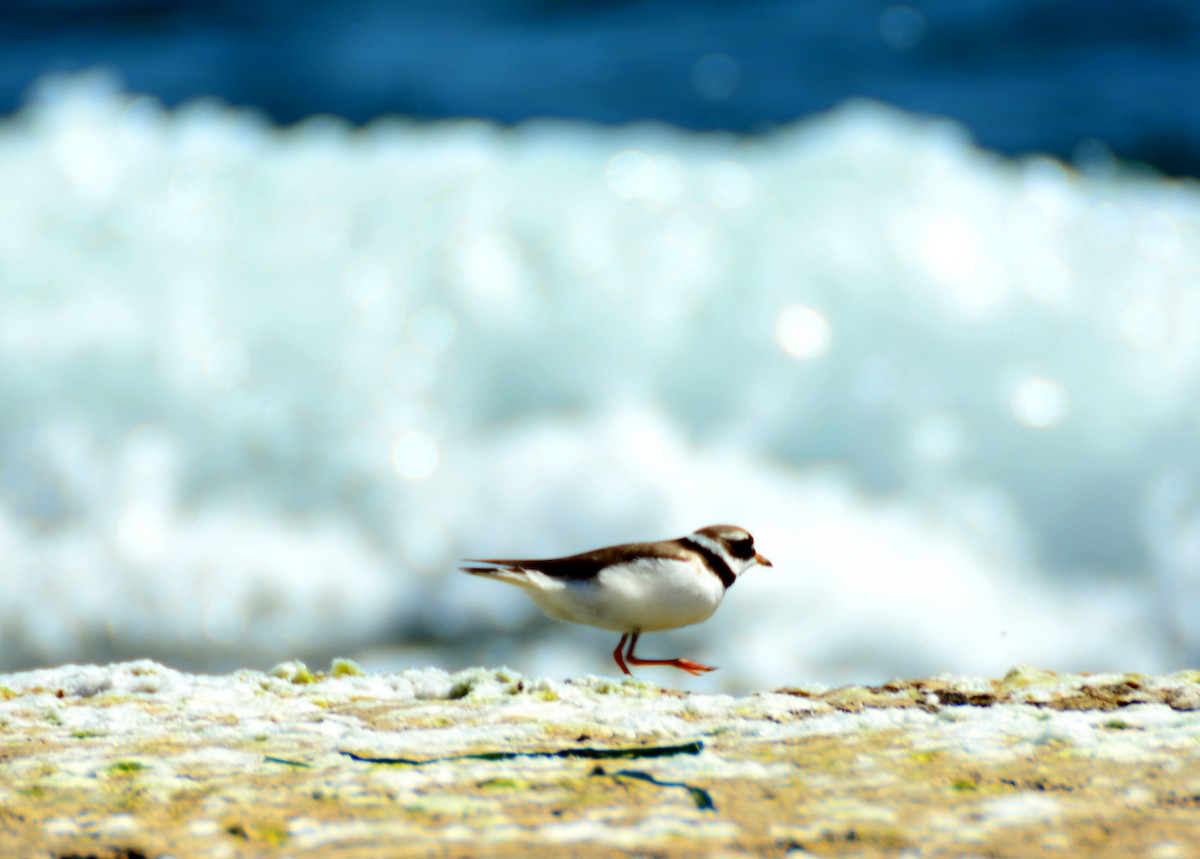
[626,656,717,676]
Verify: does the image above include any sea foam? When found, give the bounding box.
[1,72,1197,689]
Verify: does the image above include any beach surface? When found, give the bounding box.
[2,660,1199,857]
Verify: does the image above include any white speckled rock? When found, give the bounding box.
[1,660,1199,857]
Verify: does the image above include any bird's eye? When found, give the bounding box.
[729,537,755,560]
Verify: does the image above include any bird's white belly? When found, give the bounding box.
[527,558,725,632]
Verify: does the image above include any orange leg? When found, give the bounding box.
[612,633,632,676]
[623,631,716,676]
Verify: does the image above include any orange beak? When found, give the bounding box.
[755,552,773,567]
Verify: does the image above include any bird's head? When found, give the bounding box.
[690,524,772,578]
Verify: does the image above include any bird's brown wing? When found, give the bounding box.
[460,539,694,581]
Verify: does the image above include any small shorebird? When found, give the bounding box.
[460,525,771,676]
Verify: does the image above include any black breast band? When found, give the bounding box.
[680,537,736,589]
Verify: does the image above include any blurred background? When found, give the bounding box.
[1,0,1199,691]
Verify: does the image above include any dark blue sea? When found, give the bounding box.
[3,0,1200,176]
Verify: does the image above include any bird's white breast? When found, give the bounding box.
[525,556,726,633]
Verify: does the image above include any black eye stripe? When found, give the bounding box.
[727,538,756,560]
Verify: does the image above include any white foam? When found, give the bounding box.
[1,73,1197,687]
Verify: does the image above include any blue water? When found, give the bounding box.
[3,2,1200,687]
[3,0,1200,175]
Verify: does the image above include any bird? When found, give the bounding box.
[459,524,771,676]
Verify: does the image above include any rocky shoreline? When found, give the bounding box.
[2,660,1198,857]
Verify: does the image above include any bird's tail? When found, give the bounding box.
[458,560,534,588]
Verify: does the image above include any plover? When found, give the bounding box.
[460,524,771,676]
